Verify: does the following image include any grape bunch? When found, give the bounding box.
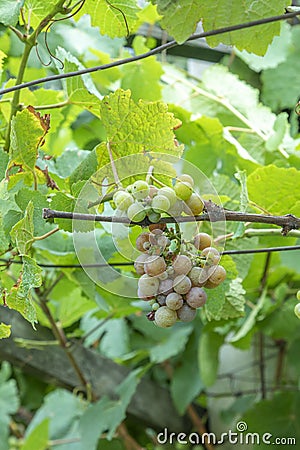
[134,226,226,328]
[112,173,204,224]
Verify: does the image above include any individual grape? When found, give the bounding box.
[158,271,169,281]
[294,303,300,319]
[202,246,221,266]
[152,302,160,311]
[149,185,158,198]
[207,265,226,285]
[138,274,159,297]
[177,304,197,322]
[158,187,177,207]
[147,210,161,223]
[184,193,204,215]
[157,294,167,306]
[134,254,149,275]
[172,254,193,275]
[135,232,150,252]
[168,200,184,217]
[193,232,212,250]
[177,174,194,187]
[154,306,177,328]
[149,222,166,232]
[157,235,170,251]
[166,292,183,310]
[113,190,134,211]
[132,180,150,200]
[204,280,218,289]
[186,287,207,308]
[152,194,170,213]
[173,275,192,294]
[127,202,147,222]
[158,278,173,295]
[297,290,300,301]
[145,255,166,277]
[188,266,208,287]
[166,266,175,277]
[174,181,193,201]
[149,228,163,245]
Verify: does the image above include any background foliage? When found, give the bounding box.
[0,1,300,449]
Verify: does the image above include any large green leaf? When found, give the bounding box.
[10,201,34,255]
[0,363,20,450]
[20,418,49,450]
[0,0,24,26]
[79,369,142,448]
[262,26,300,111]
[198,329,224,387]
[79,0,140,38]
[23,0,60,29]
[247,165,300,216]
[9,107,45,171]
[152,0,201,44]
[96,89,183,171]
[5,256,42,327]
[199,0,290,55]
[241,391,300,448]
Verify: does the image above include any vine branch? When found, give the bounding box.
[42,202,300,235]
[1,11,300,96]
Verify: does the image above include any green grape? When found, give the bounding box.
[177,304,196,322]
[297,290,300,301]
[178,174,194,187]
[202,246,221,266]
[157,294,167,306]
[186,287,207,308]
[151,194,170,213]
[173,275,192,294]
[294,303,300,319]
[132,180,150,200]
[174,181,193,201]
[166,292,183,310]
[152,302,160,311]
[158,187,177,207]
[185,193,204,215]
[147,210,161,223]
[193,232,212,250]
[136,232,150,252]
[127,202,146,222]
[138,274,159,297]
[145,255,167,276]
[113,190,134,211]
[207,265,226,285]
[154,306,177,328]
[173,255,193,275]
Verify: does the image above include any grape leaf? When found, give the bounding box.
[79,0,140,38]
[50,192,75,233]
[6,256,42,327]
[0,363,19,450]
[0,0,24,26]
[262,26,300,110]
[20,418,49,450]
[247,165,300,216]
[96,89,183,172]
[171,332,204,414]
[10,201,34,255]
[0,324,11,339]
[152,0,201,44]
[199,0,290,56]
[55,47,102,117]
[150,325,193,363]
[198,330,224,387]
[79,369,142,448]
[9,107,45,172]
[23,0,59,30]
